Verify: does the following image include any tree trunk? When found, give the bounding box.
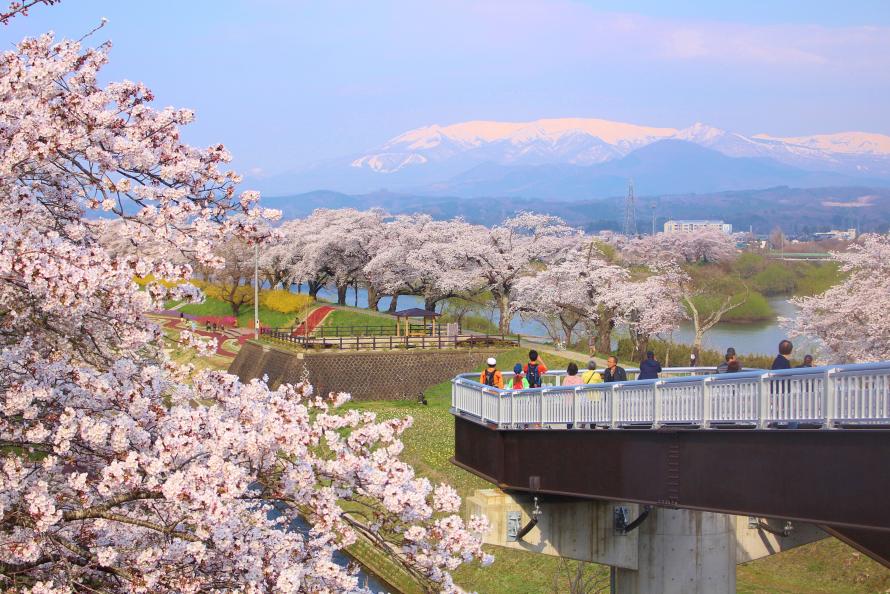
[367,284,380,311]
[424,296,438,312]
[308,280,322,299]
[387,293,399,314]
[691,329,703,366]
[595,312,613,354]
[497,294,511,335]
[336,283,348,306]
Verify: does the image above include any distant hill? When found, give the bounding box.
[247,117,890,197]
[260,186,890,235]
[427,141,868,199]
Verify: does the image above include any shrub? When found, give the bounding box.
[133,274,183,289]
[752,263,796,295]
[720,291,774,322]
[616,337,783,369]
[260,289,314,314]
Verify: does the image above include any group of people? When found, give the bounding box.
[480,349,633,389]
[479,340,817,389]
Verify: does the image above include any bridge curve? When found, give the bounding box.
[451,364,890,567]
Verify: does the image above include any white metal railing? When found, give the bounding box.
[451,363,890,429]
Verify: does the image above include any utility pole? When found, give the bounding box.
[253,243,259,340]
[623,179,638,237]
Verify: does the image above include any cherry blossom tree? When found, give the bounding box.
[612,267,688,361]
[0,27,490,594]
[788,234,890,362]
[511,243,628,353]
[273,218,332,299]
[460,213,577,333]
[621,230,742,361]
[627,228,738,265]
[365,215,482,312]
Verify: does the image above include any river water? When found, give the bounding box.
[297,284,812,358]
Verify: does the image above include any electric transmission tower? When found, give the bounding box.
[623,179,638,237]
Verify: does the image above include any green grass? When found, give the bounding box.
[177,297,296,327]
[737,539,890,593]
[319,308,397,334]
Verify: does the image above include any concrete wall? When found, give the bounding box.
[228,341,503,401]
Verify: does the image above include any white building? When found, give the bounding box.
[814,228,856,241]
[663,220,733,234]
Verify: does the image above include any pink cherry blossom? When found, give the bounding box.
[0,26,488,594]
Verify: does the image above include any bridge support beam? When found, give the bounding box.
[613,507,735,594]
[467,489,827,594]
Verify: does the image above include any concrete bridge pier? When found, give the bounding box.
[613,507,735,594]
[466,489,826,594]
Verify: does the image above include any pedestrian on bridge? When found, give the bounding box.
[717,347,738,373]
[524,350,548,388]
[603,356,627,382]
[581,360,603,384]
[638,350,662,380]
[510,363,529,389]
[563,362,584,386]
[796,354,814,368]
[480,357,504,389]
[772,340,793,370]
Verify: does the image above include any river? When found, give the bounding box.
[296,284,813,358]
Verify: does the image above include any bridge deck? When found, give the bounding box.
[451,364,890,566]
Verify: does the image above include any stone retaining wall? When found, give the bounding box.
[228,341,504,401]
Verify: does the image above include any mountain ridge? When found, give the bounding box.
[245,117,890,198]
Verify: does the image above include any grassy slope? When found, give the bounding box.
[346,346,890,594]
[320,308,397,334]
[177,297,296,327]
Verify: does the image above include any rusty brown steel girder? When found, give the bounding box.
[453,417,890,566]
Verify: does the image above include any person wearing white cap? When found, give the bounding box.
[479,356,503,388]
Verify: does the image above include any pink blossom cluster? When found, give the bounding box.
[789,233,890,362]
[0,29,488,593]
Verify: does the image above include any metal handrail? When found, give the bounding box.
[452,363,890,430]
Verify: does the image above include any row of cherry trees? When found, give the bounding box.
[0,18,491,594]
[260,209,742,354]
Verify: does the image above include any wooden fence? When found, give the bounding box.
[260,328,520,351]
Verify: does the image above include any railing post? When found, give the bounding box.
[702,376,712,428]
[759,372,770,429]
[539,388,545,426]
[825,368,836,428]
[572,387,578,428]
[653,381,662,428]
[610,385,620,429]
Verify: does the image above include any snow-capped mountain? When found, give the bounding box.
[245,117,890,198]
[349,117,890,178]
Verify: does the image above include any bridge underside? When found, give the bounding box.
[453,417,890,567]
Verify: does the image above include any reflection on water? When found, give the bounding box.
[293,285,814,357]
[671,297,816,357]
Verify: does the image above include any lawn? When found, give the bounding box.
[318,308,397,335]
[177,297,296,327]
[345,346,890,594]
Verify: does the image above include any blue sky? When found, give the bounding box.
[3,0,889,176]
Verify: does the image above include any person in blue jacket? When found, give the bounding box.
[638,350,662,380]
[771,340,793,370]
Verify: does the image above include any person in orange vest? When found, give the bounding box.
[479,357,504,388]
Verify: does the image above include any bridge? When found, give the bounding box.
[450,364,890,592]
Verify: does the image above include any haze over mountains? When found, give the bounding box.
[250,117,890,199]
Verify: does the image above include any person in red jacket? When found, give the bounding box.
[523,350,548,388]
